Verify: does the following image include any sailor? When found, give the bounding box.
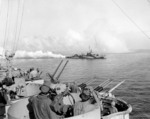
[0,83,11,119]
[43,80,57,94]
[29,84,59,119]
[102,98,117,115]
[2,73,14,86]
[66,82,81,93]
[29,68,38,80]
[44,79,67,95]
[74,86,101,116]
[109,100,118,113]
[55,83,67,95]
[12,68,22,78]
[2,83,18,100]
[50,87,73,118]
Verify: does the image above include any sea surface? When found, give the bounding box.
[2,51,150,119]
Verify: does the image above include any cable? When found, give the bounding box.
[0,0,3,56]
[111,0,150,39]
[0,0,3,21]
[3,0,10,55]
[7,0,13,50]
[14,0,25,52]
[13,0,21,52]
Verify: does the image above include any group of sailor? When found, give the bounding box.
[0,66,42,118]
[11,67,42,80]
[27,80,118,119]
[24,67,42,80]
[1,67,42,84]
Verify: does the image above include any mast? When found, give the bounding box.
[88,46,92,54]
[5,50,15,78]
[1,0,25,78]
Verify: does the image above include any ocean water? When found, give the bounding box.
[4,51,150,119]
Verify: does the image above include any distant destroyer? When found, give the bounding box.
[66,50,106,59]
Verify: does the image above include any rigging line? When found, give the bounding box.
[6,0,13,50]
[14,0,25,52]
[3,0,10,55]
[5,0,12,49]
[13,0,21,52]
[0,0,3,50]
[0,0,3,20]
[147,0,150,7]
[0,0,2,57]
[111,0,150,39]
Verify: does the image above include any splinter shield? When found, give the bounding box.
[15,78,27,97]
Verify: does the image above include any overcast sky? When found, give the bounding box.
[0,0,150,57]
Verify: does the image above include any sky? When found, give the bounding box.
[0,0,150,58]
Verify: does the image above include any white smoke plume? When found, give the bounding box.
[0,47,65,59]
[15,50,65,59]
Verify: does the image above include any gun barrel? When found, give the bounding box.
[56,60,69,80]
[52,60,63,77]
[100,79,113,87]
[94,79,113,92]
[108,80,125,93]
